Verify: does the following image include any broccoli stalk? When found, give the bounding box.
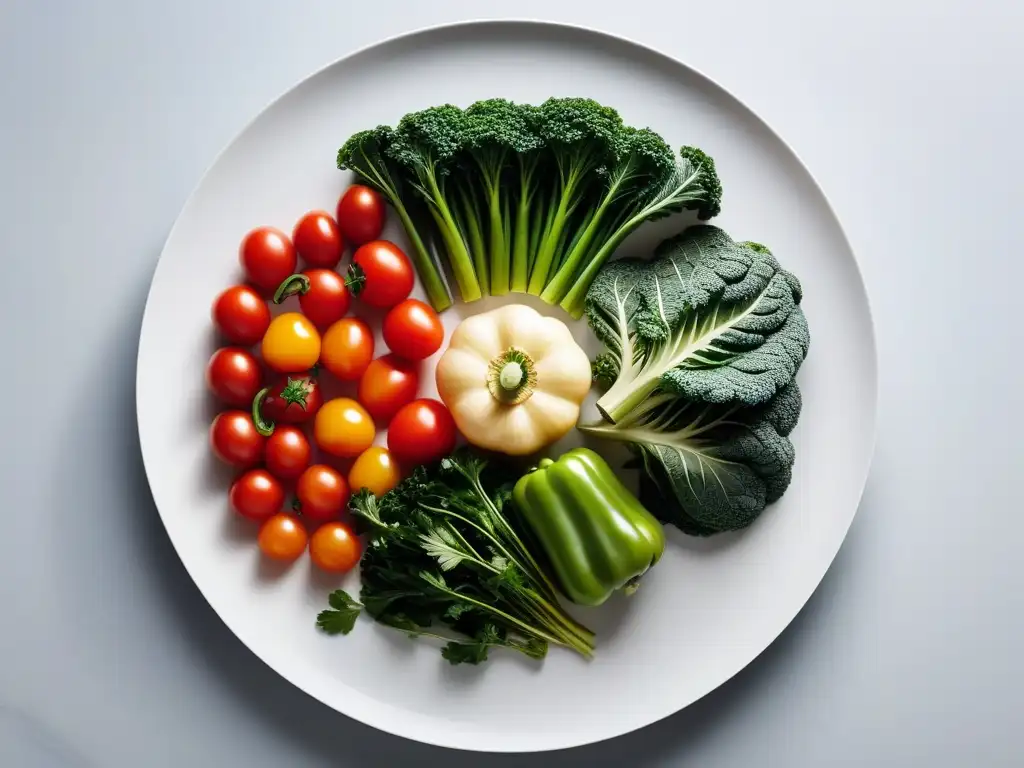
[525,98,621,295]
[558,146,723,318]
[539,127,675,306]
[389,106,483,303]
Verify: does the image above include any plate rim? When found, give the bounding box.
[136,17,878,752]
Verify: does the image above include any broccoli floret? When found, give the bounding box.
[677,146,723,221]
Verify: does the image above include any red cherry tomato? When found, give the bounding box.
[293,210,343,268]
[258,513,308,562]
[210,411,265,467]
[274,270,350,329]
[206,348,262,406]
[382,299,444,361]
[264,426,312,480]
[230,469,285,521]
[309,522,361,573]
[296,465,349,523]
[259,374,322,424]
[358,354,420,422]
[239,226,297,291]
[348,240,414,308]
[212,285,270,345]
[387,399,457,467]
[336,185,385,246]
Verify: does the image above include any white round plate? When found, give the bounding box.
[137,20,876,753]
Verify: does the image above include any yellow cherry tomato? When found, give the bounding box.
[348,446,401,497]
[314,398,375,458]
[261,312,321,373]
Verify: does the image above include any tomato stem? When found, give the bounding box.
[344,263,366,297]
[251,387,276,436]
[273,274,310,304]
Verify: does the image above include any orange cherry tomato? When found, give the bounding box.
[309,522,361,574]
[296,464,349,523]
[358,354,419,422]
[261,312,321,373]
[348,446,402,497]
[320,318,374,381]
[257,513,308,562]
[239,227,296,292]
[314,398,375,458]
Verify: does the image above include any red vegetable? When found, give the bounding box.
[293,210,343,268]
[210,411,265,467]
[212,285,270,346]
[347,240,414,308]
[206,348,262,407]
[274,270,350,329]
[387,399,457,467]
[336,185,385,246]
[382,299,444,361]
[239,226,297,292]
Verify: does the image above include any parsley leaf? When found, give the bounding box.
[315,590,362,635]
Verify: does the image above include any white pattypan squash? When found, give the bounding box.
[435,304,592,455]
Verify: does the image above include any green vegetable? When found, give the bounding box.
[587,225,809,424]
[582,225,810,535]
[330,450,595,665]
[316,589,363,635]
[337,98,722,312]
[513,448,665,606]
[581,383,802,535]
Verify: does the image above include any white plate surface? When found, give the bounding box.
[137,20,876,752]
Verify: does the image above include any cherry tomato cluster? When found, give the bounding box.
[206,185,458,570]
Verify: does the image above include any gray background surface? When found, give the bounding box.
[1,1,1021,765]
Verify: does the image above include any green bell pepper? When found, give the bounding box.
[512,447,665,606]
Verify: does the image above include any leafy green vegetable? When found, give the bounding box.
[337,98,722,312]
[587,225,809,424]
[316,590,363,635]
[582,225,810,535]
[581,383,802,535]
[329,450,595,665]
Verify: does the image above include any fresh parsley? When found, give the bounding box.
[316,590,362,636]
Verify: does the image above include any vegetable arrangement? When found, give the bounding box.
[201,95,811,667]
